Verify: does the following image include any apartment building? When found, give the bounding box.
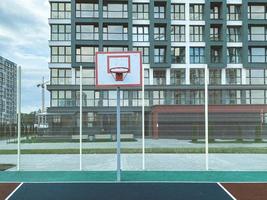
[0,56,17,124]
[47,0,267,139]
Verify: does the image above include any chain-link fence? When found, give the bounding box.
[1,68,267,172]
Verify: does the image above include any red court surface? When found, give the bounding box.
[222,183,267,200]
[0,183,20,200]
[1,182,267,200]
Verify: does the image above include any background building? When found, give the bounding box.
[47,0,267,139]
[0,56,17,125]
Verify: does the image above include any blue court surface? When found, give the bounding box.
[7,183,234,200]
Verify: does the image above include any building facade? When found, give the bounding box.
[47,0,267,139]
[0,56,17,124]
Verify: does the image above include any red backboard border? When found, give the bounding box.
[95,51,143,88]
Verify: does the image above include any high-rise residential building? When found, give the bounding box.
[0,56,17,124]
[47,0,267,138]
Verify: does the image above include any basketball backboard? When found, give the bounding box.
[96,51,142,87]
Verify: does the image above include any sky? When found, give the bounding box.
[0,0,50,113]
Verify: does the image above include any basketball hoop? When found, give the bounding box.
[95,51,143,181]
[110,67,129,81]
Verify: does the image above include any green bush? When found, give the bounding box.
[208,124,215,143]
[191,125,198,143]
[255,125,262,142]
[236,125,243,142]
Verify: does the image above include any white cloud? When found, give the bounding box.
[0,0,50,113]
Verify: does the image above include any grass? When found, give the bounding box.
[8,137,137,144]
[0,164,16,171]
[191,140,267,144]
[1,147,267,154]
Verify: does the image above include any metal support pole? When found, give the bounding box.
[142,67,145,170]
[17,66,21,171]
[116,87,121,181]
[205,66,209,171]
[79,65,83,171]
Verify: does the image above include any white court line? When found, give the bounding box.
[5,182,23,200]
[217,182,237,200]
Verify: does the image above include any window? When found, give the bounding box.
[101,91,108,107]
[76,91,99,107]
[52,116,61,124]
[51,25,71,41]
[76,25,99,40]
[210,3,221,19]
[171,47,185,64]
[79,91,95,107]
[133,47,149,64]
[190,26,204,42]
[132,91,142,106]
[153,91,165,105]
[132,91,149,106]
[103,25,128,40]
[132,26,149,42]
[246,69,267,85]
[154,4,165,19]
[76,3,98,18]
[51,90,73,107]
[171,26,185,42]
[224,90,241,104]
[154,26,166,40]
[94,91,100,106]
[210,26,221,41]
[76,47,98,63]
[132,91,141,106]
[249,26,267,41]
[227,27,241,42]
[153,70,166,85]
[226,69,241,85]
[209,69,221,85]
[132,4,149,19]
[108,91,116,106]
[190,90,204,104]
[190,69,204,85]
[76,69,95,85]
[170,91,186,105]
[51,91,58,107]
[51,3,71,19]
[171,4,185,20]
[190,4,204,20]
[248,4,267,20]
[103,47,128,52]
[87,112,95,127]
[246,90,265,104]
[227,48,242,63]
[227,5,241,20]
[190,47,205,64]
[170,69,185,85]
[144,69,150,85]
[211,47,222,63]
[120,91,129,107]
[209,90,221,104]
[51,46,71,63]
[103,4,128,18]
[249,47,267,63]
[51,69,72,85]
[154,47,166,63]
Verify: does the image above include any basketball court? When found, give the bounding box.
[1,171,267,200]
[1,51,267,199]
